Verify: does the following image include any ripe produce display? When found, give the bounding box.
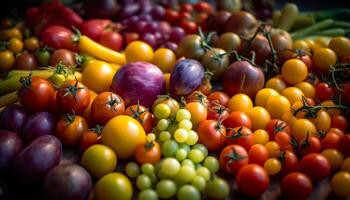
[0,0,350,199]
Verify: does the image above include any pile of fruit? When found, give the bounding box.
[1,0,350,199]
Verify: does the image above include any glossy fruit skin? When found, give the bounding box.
[81,144,117,178]
[223,61,265,98]
[124,104,155,133]
[80,130,101,151]
[248,144,269,166]
[91,92,125,125]
[236,164,269,196]
[13,135,62,188]
[95,173,133,200]
[170,59,204,96]
[0,104,28,132]
[111,62,165,107]
[299,153,331,182]
[41,164,93,200]
[18,76,55,113]
[196,120,226,151]
[315,83,334,101]
[219,144,248,175]
[42,25,78,52]
[226,126,254,151]
[281,172,313,200]
[50,49,76,67]
[0,50,15,72]
[99,31,123,51]
[14,52,38,70]
[101,115,146,159]
[21,112,55,145]
[281,59,308,85]
[331,171,350,197]
[125,41,153,63]
[176,35,206,60]
[205,177,230,199]
[55,115,89,146]
[337,134,350,158]
[200,48,229,80]
[225,11,257,37]
[81,19,111,41]
[135,141,161,165]
[312,47,337,72]
[223,111,252,129]
[56,80,91,114]
[0,131,22,175]
[279,150,299,176]
[320,132,340,150]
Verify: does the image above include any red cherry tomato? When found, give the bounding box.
[193,2,213,14]
[207,91,230,107]
[248,144,269,166]
[196,119,226,151]
[315,83,334,101]
[320,131,340,150]
[179,20,198,34]
[299,153,331,182]
[298,134,321,157]
[223,111,252,129]
[279,150,299,176]
[265,119,291,140]
[281,172,313,200]
[331,115,348,132]
[236,164,270,197]
[99,31,123,51]
[219,144,248,175]
[337,134,350,157]
[165,9,180,24]
[225,126,254,151]
[124,103,155,133]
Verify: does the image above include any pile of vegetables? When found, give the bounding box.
[1,0,350,200]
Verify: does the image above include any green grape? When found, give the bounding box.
[161,158,180,176]
[177,165,196,182]
[174,128,188,143]
[195,163,203,169]
[181,159,195,168]
[192,144,208,157]
[141,163,155,175]
[191,176,206,191]
[176,109,191,121]
[156,180,177,199]
[179,143,191,153]
[154,161,162,174]
[159,131,171,142]
[148,172,158,184]
[154,103,171,119]
[167,123,178,134]
[173,173,187,187]
[125,162,140,178]
[161,139,178,157]
[177,185,201,200]
[157,119,169,131]
[175,149,187,161]
[185,130,198,145]
[146,133,156,143]
[138,189,158,200]
[205,178,230,200]
[158,169,172,180]
[188,149,204,163]
[178,119,193,130]
[196,167,211,181]
[204,156,220,174]
[136,174,152,190]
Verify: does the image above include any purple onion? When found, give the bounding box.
[0,131,23,175]
[0,104,28,132]
[111,62,165,107]
[170,59,205,96]
[21,112,55,145]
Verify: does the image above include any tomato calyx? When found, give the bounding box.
[71,27,81,44]
[278,150,287,164]
[225,126,250,140]
[90,124,103,135]
[224,148,246,165]
[198,27,213,51]
[273,121,288,135]
[187,91,208,106]
[129,100,148,123]
[107,93,122,112]
[0,41,8,51]
[19,72,33,90]
[63,79,84,99]
[64,113,76,124]
[290,137,299,150]
[300,132,311,149]
[316,130,327,139]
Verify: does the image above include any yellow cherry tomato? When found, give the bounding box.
[8,37,23,53]
[312,48,337,72]
[341,157,350,173]
[314,37,330,47]
[82,90,97,125]
[281,59,308,85]
[328,36,350,57]
[0,50,15,73]
[24,37,40,52]
[291,101,307,119]
[310,110,331,133]
[152,48,176,73]
[95,173,133,200]
[294,82,315,98]
[321,100,341,117]
[255,88,279,108]
[185,101,207,126]
[253,129,269,145]
[247,106,271,131]
[281,112,298,127]
[101,115,146,159]
[321,149,343,170]
[293,40,310,52]
[292,119,316,141]
[227,93,253,113]
[265,77,287,93]
[265,141,281,158]
[331,172,350,198]
[82,60,118,93]
[281,87,304,105]
[264,158,281,175]
[0,27,22,40]
[266,95,291,119]
[125,41,153,63]
[81,144,117,178]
